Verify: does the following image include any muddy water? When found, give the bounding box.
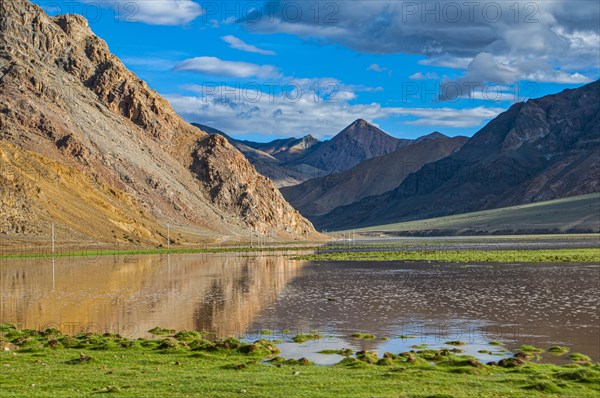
[1,253,597,364]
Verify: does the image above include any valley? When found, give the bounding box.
[1,1,598,397]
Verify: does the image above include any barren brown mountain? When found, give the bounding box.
[280,133,467,218]
[195,119,415,188]
[0,0,319,245]
[317,80,600,230]
[192,123,322,187]
[294,119,412,175]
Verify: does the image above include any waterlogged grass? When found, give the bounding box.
[291,248,600,263]
[351,332,376,340]
[570,353,593,362]
[1,327,599,397]
[318,349,353,357]
[519,345,545,353]
[291,334,321,343]
[548,346,571,354]
[445,341,466,346]
[0,244,322,260]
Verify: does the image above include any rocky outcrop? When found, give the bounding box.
[0,0,319,243]
[192,123,323,188]
[190,134,313,235]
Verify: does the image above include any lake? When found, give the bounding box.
[1,251,598,364]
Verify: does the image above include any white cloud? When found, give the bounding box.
[395,107,505,128]
[90,0,203,25]
[367,64,391,75]
[439,52,592,100]
[173,57,282,78]
[222,35,276,55]
[165,84,502,137]
[244,1,598,96]
[419,57,472,69]
[409,72,439,80]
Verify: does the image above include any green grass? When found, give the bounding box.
[351,332,376,340]
[0,244,323,260]
[291,334,321,343]
[570,353,593,362]
[1,327,599,397]
[445,341,466,346]
[291,248,600,262]
[548,346,570,354]
[317,349,353,356]
[344,193,600,235]
[518,345,545,353]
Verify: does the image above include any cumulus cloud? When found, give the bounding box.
[409,72,439,80]
[368,64,392,75]
[439,52,591,100]
[89,0,203,25]
[222,35,276,55]
[243,1,599,97]
[173,57,281,78]
[395,106,505,128]
[165,83,502,137]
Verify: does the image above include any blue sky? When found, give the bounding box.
[35,1,599,142]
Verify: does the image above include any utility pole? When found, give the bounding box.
[51,223,55,289]
[167,223,170,250]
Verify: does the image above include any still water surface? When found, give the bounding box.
[1,252,597,364]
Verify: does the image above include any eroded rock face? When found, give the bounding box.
[0,0,319,243]
[191,135,313,235]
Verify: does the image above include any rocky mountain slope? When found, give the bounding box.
[280,133,467,218]
[197,119,414,187]
[0,0,319,244]
[316,80,600,230]
[192,124,322,187]
[294,119,412,175]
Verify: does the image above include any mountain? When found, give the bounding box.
[196,119,413,187]
[238,135,321,163]
[315,80,600,230]
[192,124,323,187]
[293,119,412,174]
[193,123,321,163]
[280,134,468,218]
[0,0,319,244]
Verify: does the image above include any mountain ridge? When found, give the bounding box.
[0,0,319,243]
[195,119,426,187]
[291,119,412,175]
[280,134,468,218]
[315,80,600,230]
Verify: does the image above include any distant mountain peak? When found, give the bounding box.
[415,131,449,143]
[337,118,389,139]
[301,134,319,145]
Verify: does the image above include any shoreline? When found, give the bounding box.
[1,233,599,261]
